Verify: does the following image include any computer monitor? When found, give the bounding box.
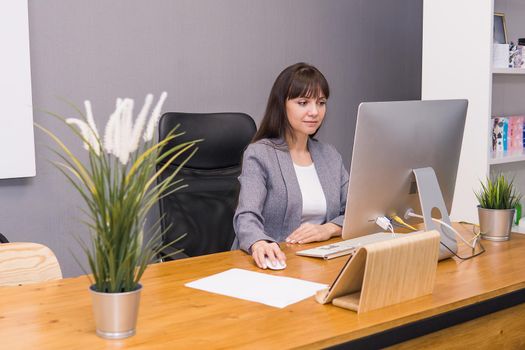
[341,99,468,260]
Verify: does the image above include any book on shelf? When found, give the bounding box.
[492,116,525,157]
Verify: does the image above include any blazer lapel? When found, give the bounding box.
[274,139,302,235]
[309,138,338,220]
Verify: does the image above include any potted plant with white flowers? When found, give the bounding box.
[36,92,198,339]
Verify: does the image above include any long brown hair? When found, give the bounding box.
[252,62,330,143]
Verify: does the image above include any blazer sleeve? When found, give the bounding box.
[233,145,277,253]
[329,153,349,227]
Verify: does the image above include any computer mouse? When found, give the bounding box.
[264,257,287,270]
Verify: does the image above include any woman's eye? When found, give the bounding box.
[298,100,307,106]
[319,100,327,106]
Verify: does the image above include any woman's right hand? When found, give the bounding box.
[250,240,286,269]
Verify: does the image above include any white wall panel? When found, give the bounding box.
[423,0,493,223]
[0,0,35,179]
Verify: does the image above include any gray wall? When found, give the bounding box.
[0,0,422,277]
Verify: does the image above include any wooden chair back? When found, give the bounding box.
[0,242,62,286]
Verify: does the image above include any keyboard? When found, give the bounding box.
[296,232,411,260]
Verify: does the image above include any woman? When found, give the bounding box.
[233,62,349,269]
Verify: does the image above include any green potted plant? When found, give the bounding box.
[475,174,522,241]
[36,92,198,339]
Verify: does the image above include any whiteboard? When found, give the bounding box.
[0,0,35,179]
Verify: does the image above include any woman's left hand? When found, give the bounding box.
[285,223,341,244]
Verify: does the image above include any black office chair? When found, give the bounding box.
[157,112,256,259]
[0,233,8,243]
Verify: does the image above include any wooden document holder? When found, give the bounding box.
[315,230,440,313]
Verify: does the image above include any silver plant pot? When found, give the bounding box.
[89,284,142,339]
[478,206,514,241]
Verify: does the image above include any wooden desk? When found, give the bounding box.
[1,229,525,349]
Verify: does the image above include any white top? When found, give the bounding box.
[293,163,327,224]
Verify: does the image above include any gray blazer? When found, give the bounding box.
[232,137,349,253]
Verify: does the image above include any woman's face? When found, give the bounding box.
[285,94,327,138]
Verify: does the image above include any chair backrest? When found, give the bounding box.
[158,112,256,258]
[0,233,9,243]
[0,242,63,286]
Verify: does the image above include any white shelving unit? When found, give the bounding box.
[423,0,525,223]
[493,68,525,75]
[490,0,525,207]
[490,69,525,166]
[489,150,525,165]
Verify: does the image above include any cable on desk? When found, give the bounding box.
[440,240,485,260]
[389,213,418,231]
[405,210,480,249]
[403,210,485,260]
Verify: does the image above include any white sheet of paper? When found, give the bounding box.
[185,268,328,308]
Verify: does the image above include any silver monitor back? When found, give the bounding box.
[341,100,468,254]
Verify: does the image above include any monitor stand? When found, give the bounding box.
[412,167,458,260]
